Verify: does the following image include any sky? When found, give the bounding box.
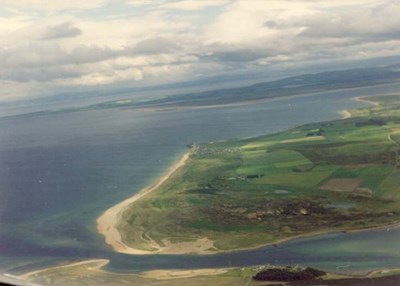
[1,0,400,103]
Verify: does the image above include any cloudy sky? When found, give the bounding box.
[1,0,400,103]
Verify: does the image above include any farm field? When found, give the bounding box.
[118,94,400,253]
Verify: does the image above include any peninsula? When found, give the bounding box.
[98,94,400,254]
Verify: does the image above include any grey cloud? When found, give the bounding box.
[130,37,181,55]
[42,23,82,40]
[264,20,278,28]
[1,66,81,82]
[0,44,118,69]
[0,38,187,83]
[69,45,117,64]
[300,1,400,42]
[206,49,269,62]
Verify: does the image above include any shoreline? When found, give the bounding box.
[194,221,400,257]
[339,109,352,119]
[97,142,400,256]
[136,84,387,113]
[19,259,109,280]
[97,93,395,256]
[338,94,382,120]
[354,95,380,106]
[16,256,400,283]
[96,152,191,255]
[18,259,229,283]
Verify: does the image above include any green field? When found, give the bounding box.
[119,94,400,252]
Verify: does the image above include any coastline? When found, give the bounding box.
[18,258,230,284]
[355,95,379,106]
[338,94,382,120]
[16,258,400,286]
[339,109,352,119]
[187,221,400,258]
[138,84,385,113]
[96,152,191,255]
[97,142,400,256]
[138,268,229,280]
[96,93,396,256]
[19,259,109,280]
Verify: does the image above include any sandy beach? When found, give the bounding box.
[355,95,379,106]
[19,259,110,280]
[97,152,190,255]
[138,268,229,280]
[339,110,352,119]
[17,258,233,285]
[338,95,382,119]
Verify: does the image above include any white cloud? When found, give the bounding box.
[0,0,106,12]
[161,0,230,10]
[1,0,400,103]
[125,0,229,10]
[202,0,310,45]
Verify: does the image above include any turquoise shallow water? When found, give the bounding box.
[0,83,400,274]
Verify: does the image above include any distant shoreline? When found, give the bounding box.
[3,81,397,120]
[136,84,389,113]
[354,95,380,106]
[339,94,381,119]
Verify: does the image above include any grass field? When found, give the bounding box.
[118,94,400,253]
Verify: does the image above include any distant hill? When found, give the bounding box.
[4,64,400,119]
[90,65,400,109]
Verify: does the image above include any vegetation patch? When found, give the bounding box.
[253,266,326,282]
[118,95,400,253]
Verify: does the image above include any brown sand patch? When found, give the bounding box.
[160,237,216,254]
[354,187,373,197]
[320,178,362,192]
[139,268,228,280]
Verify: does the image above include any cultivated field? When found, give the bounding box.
[118,94,400,253]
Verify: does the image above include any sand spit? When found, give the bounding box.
[19,259,110,280]
[96,152,196,255]
[355,96,379,106]
[139,268,229,280]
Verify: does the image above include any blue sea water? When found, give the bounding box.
[1,84,400,274]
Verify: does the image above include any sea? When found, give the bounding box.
[1,83,400,275]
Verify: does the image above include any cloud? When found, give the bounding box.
[41,23,82,40]
[125,0,229,10]
[1,0,400,103]
[0,44,117,69]
[299,1,400,42]
[131,37,181,55]
[206,48,269,62]
[161,0,230,11]
[0,0,106,12]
